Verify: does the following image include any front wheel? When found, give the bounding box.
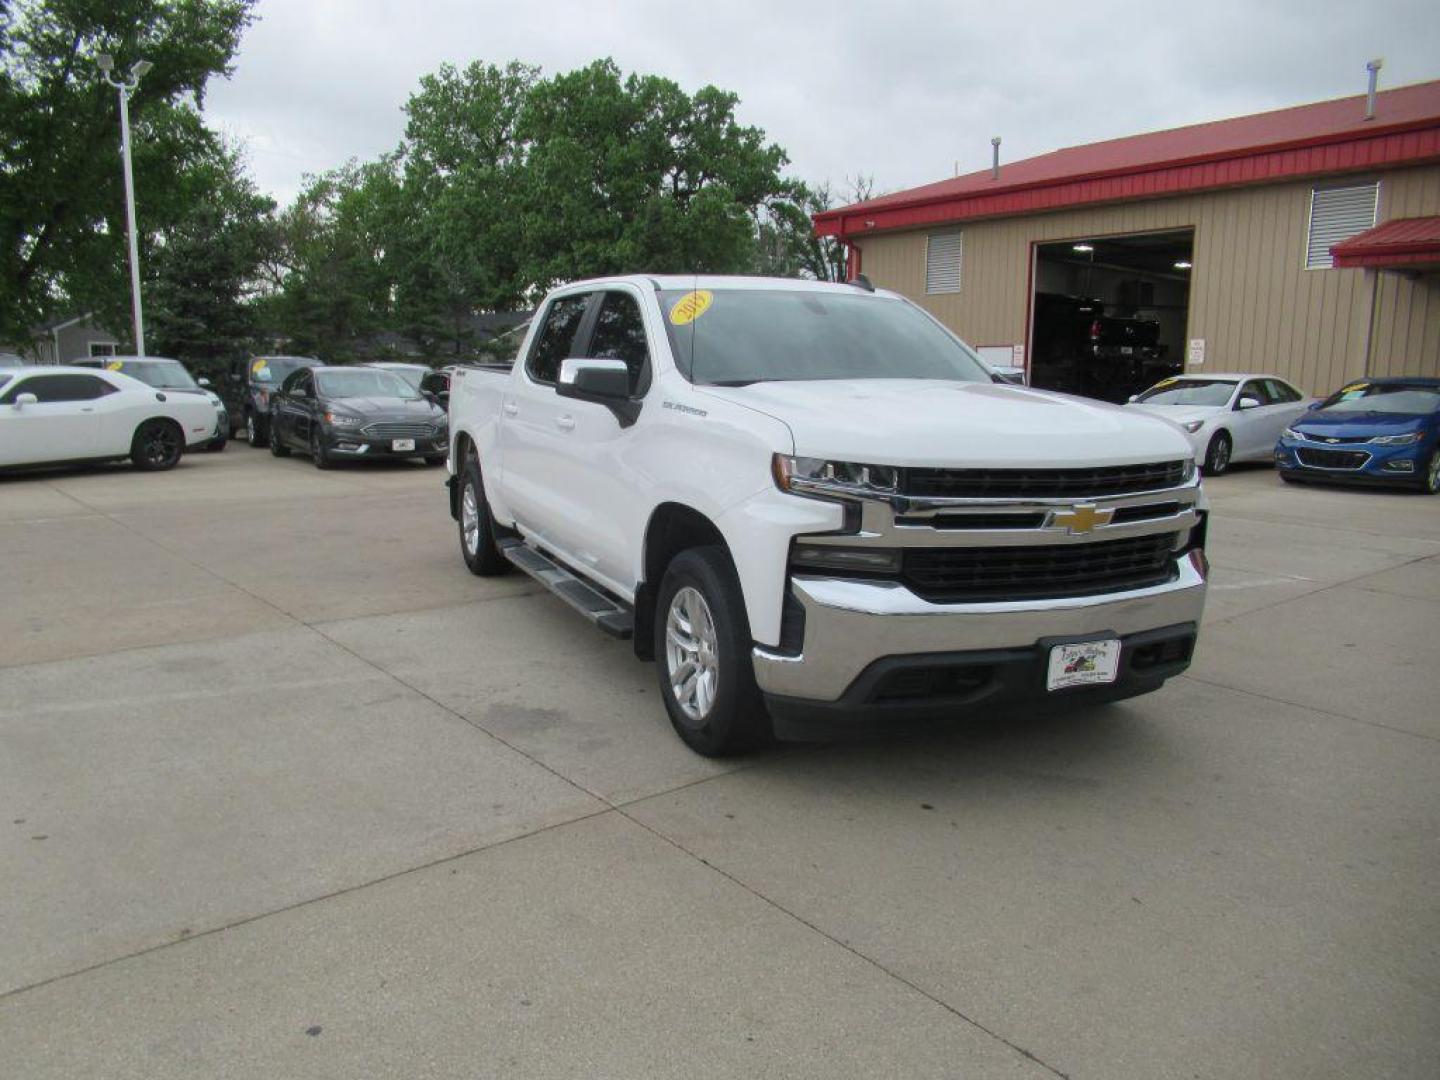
[1421,450,1440,494]
[459,454,508,576]
[424,454,446,467]
[131,419,184,471]
[310,428,331,470]
[270,419,291,457]
[245,411,264,447]
[654,546,770,757]
[1203,431,1232,476]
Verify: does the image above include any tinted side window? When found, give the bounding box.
[587,292,651,396]
[1239,380,1271,405]
[1266,379,1301,403]
[420,372,447,395]
[526,296,590,384]
[0,374,110,403]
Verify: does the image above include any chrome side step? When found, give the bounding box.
[500,540,634,639]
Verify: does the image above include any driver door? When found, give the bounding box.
[0,373,105,465]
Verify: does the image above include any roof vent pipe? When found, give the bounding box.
[991,136,1001,180]
[1365,58,1383,120]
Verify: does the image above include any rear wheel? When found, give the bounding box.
[245,410,264,447]
[1203,430,1232,476]
[131,419,184,471]
[654,546,769,757]
[459,453,508,576]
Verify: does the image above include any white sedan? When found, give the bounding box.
[1124,373,1316,475]
[0,365,221,471]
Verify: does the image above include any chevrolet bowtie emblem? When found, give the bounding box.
[1053,504,1114,534]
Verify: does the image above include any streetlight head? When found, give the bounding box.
[97,53,115,73]
[131,59,153,79]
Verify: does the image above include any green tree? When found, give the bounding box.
[0,0,256,345]
[752,176,875,282]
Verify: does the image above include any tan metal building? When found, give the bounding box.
[814,81,1440,398]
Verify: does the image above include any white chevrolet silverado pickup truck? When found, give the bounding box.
[447,276,1208,755]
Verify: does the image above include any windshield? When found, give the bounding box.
[660,289,991,385]
[110,359,198,390]
[370,365,426,390]
[316,369,418,400]
[1318,383,1440,416]
[251,357,309,384]
[1136,379,1236,407]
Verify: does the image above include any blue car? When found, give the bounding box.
[1275,377,1440,493]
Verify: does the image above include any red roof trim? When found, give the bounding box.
[815,84,1440,239]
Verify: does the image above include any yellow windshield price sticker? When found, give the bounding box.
[669,290,713,326]
[106,360,123,371]
[1339,382,1367,394]
[1155,377,1178,387]
[251,358,268,374]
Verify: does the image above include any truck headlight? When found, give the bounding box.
[1368,431,1422,446]
[772,455,899,498]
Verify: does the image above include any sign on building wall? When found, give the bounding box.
[1187,338,1206,365]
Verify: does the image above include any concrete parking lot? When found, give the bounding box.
[2,447,1438,1079]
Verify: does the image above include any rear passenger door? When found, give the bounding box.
[498,292,595,542]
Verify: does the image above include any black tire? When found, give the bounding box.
[1421,450,1440,495]
[269,419,291,457]
[1203,430,1232,476]
[1279,471,1304,485]
[131,419,184,471]
[204,435,227,453]
[245,410,265,447]
[310,427,331,470]
[653,546,770,757]
[458,453,509,576]
[424,454,446,467]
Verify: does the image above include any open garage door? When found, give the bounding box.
[1029,229,1193,403]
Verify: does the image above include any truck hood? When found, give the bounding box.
[701,379,1194,467]
[327,395,444,419]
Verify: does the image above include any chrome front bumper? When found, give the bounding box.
[752,555,1207,703]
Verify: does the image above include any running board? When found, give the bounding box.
[500,540,634,639]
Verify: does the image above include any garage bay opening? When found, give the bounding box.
[1029,229,1194,403]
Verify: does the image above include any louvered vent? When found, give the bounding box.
[925,231,963,293]
[1306,183,1378,269]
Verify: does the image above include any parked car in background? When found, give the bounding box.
[0,366,219,472]
[75,355,228,451]
[1276,377,1440,493]
[361,361,430,391]
[1125,373,1314,475]
[229,355,318,447]
[268,365,448,469]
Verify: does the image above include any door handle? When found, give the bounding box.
[556,415,575,431]
[503,401,519,417]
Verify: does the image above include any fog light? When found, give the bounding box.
[791,545,900,573]
[1382,460,1414,472]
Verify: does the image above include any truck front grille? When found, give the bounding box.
[903,461,1186,499]
[902,533,1177,602]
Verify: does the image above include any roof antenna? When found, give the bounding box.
[991,136,1002,180]
[1365,58,1383,120]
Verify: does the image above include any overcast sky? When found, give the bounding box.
[204,0,1440,207]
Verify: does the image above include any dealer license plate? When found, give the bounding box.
[1046,639,1121,691]
[391,439,415,452]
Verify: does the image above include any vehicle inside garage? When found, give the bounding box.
[1029,229,1194,402]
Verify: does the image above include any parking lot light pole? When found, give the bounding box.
[98,54,153,357]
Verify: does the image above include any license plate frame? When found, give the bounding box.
[391,438,416,452]
[1046,638,1121,691]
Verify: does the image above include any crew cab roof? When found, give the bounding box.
[554,274,900,297]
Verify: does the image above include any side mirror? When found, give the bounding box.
[557,358,639,426]
[197,376,212,388]
[1307,401,1321,411]
[1237,396,1262,410]
[13,392,38,407]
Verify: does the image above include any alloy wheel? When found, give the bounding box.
[143,424,180,468]
[665,586,720,724]
[462,482,480,554]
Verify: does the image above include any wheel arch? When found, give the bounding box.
[635,502,732,661]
